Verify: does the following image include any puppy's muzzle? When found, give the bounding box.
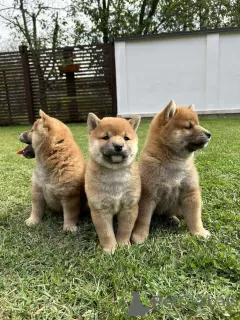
[113,142,123,153]
[204,131,211,139]
[19,131,32,144]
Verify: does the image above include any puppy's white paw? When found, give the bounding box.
[103,245,116,254]
[25,217,41,226]
[117,240,131,248]
[131,232,148,244]
[200,229,211,238]
[193,229,211,238]
[63,225,78,232]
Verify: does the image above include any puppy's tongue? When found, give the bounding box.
[111,155,123,163]
[17,146,28,154]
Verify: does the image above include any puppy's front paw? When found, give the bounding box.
[131,232,148,244]
[25,217,41,226]
[193,228,211,238]
[117,240,131,248]
[116,235,131,246]
[63,225,78,232]
[103,245,116,254]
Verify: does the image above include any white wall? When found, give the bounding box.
[218,34,240,110]
[115,31,240,116]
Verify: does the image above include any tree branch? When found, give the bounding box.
[0,13,15,24]
[138,0,147,33]
[144,0,160,34]
[19,0,32,48]
[0,7,14,12]
[45,12,59,80]
[32,13,38,49]
[107,0,111,11]
[14,17,30,45]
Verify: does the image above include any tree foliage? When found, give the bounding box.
[71,0,240,44]
[1,0,240,47]
[0,0,69,49]
[71,0,164,43]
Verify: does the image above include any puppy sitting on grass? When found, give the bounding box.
[132,100,211,244]
[19,110,86,232]
[85,113,141,253]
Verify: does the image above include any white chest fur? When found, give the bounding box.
[89,167,137,214]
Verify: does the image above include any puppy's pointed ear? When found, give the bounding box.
[129,115,141,132]
[87,113,100,132]
[164,100,177,120]
[189,104,195,111]
[39,109,49,127]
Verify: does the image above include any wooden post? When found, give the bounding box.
[63,47,79,122]
[19,45,35,124]
[2,70,12,124]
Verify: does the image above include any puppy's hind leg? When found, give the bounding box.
[116,204,138,247]
[131,196,156,244]
[26,183,46,226]
[166,206,181,227]
[62,197,81,232]
[163,215,181,227]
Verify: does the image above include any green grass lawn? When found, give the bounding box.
[0,118,240,320]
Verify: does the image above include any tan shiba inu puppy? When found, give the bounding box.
[19,110,85,231]
[132,100,211,244]
[85,113,141,253]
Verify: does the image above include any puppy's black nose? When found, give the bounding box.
[205,131,211,139]
[113,143,123,152]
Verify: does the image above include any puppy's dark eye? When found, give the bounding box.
[102,135,109,140]
[124,136,130,141]
[185,123,193,130]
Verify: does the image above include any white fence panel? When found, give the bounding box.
[115,30,240,116]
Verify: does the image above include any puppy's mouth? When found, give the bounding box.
[103,154,127,163]
[17,145,35,159]
[110,155,124,163]
[102,149,129,163]
[188,141,208,151]
[17,132,35,159]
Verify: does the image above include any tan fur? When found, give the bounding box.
[85,114,141,253]
[132,100,211,244]
[22,110,85,231]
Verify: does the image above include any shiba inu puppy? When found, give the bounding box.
[132,100,211,244]
[19,110,85,231]
[85,113,141,253]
